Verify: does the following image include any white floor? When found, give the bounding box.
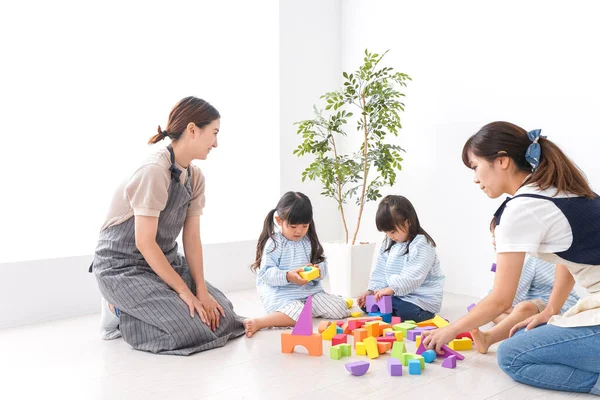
[0,290,594,400]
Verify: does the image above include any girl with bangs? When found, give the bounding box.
[243,191,350,337]
[357,195,445,322]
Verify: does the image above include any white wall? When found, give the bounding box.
[0,0,279,263]
[279,0,343,242]
[340,0,600,296]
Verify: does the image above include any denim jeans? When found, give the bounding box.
[361,297,435,323]
[497,323,600,395]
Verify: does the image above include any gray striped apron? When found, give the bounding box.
[91,146,245,355]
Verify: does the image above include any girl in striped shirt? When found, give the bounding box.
[243,191,350,337]
[357,195,445,322]
[471,218,579,354]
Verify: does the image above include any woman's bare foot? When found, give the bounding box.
[471,328,492,354]
[243,319,261,338]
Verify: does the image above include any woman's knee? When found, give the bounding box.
[497,334,527,377]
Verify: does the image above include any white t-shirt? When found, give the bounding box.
[495,185,573,255]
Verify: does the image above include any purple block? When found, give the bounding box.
[385,331,395,337]
[416,342,426,355]
[491,262,497,272]
[423,350,437,363]
[439,344,465,360]
[365,295,393,314]
[442,355,457,369]
[291,295,313,336]
[467,303,476,312]
[387,358,403,376]
[406,329,420,341]
[345,361,370,376]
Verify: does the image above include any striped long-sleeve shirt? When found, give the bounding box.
[256,232,328,313]
[508,255,579,313]
[368,234,445,314]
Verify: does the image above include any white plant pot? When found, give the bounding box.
[322,242,376,298]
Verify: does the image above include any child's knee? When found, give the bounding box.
[514,301,539,315]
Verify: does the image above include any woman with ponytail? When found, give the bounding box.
[422,121,600,395]
[90,96,245,355]
[243,191,350,337]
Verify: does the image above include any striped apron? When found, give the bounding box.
[91,146,245,355]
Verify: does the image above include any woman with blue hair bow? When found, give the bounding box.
[421,121,600,395]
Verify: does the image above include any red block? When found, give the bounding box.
[332,334,348,346]
[348,320,365,332]
[456,332,473,341]
[376,337,396,344]
[392,316,402,325]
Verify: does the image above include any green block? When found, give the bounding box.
[391,341,406,360]
[413,354,425,370]
[404,320,416,325]
[330,345,342,360]
[340,343,351,357]
[393,322,417,335]
[401,352,416,366]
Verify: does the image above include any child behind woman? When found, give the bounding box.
[471,218,579,353]
[357,195,445,322]
[243,192,350,337]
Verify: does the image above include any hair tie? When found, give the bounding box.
[525,129,546,171]
[161,130,169,138]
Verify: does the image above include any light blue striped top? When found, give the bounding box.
[256,232,328,313]
[368,234,445,314]
[508,255,579,313]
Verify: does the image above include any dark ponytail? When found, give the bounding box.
[252,209,277,272]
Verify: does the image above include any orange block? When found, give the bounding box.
[318,321,331,333]
[281,332,323,356]
[377,341,392,353]
[354,328,368,348]
[416,319,437,327]
[365,322,380,337]
[348,316,382,323]
[378,322,391,332]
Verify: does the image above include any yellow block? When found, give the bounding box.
[299,267,320,281]
[350,311,363,318]
[449,337,472,351]
[432,315,449,328]
[416,335,421,348]
[356,342,366,356]
[363,336,379,359]
[416,319,436,327]
[345,299,353,309]
[394,331,404,342]
[322,323,338,340]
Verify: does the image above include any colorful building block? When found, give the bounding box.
[401,352,415,366]
[377,341,392,353]
[413,355,425,369]
[353,328,367,348]
[378,322,391,331]
[350,311,364,318]
[491,262,497,272]
[394,331,404,342]
[336,326,344,334]
[281,332,322,356]
[345,361,370,376]
[322,323,338,340]
[330,345,343,360]
[442,355,457,369]
[449,338,472,351]
[387,358,403,376]
[415,335,421,348]
[332,334,348,346]
[345,298,353,309]
[317,321,331,333]
[356,342,366,355]
[407,326,435,341]
[384,328,394,336]
[467,303,476,312]
[431,315,449,328]
[393,322,417,336]
[391,341,406,360]
[364,322,380,337]
[403,320,416,325]
[376,336,396,344]
[336,320,345,327]
[340,343,352,357]
[299,266,320,281]
[456,332,474,341]
[416,318,437,327]
[408,359,421,375]
[392,316,402,325]
[416,342,426,355]
[365,295,393,314]
[422,349,437,363]
[438,344,465,360]
[363,336,379,359]
[291,295,313,336]
[347,320,364,332]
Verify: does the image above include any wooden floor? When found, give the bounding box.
[0,290,594,400]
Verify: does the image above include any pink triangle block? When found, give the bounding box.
[442,355,457,369]
[292,295,313,336]
[345,361,370,376]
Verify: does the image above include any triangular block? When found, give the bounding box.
[292,295,313,336]
[442,355,457,369]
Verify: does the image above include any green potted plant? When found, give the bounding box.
[294,49,410,297]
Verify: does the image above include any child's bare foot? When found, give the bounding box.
[471,328,492,354]
[243,319,260,338]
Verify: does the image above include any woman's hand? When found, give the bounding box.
[421,326,457,352]
[374,287,394,301]
[286,268,309,285]
[179,290,209,324]
[509,309,552,337]
[357,290,374,308]
[197,290,225,331]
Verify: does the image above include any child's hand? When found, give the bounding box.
[357,290,374,308]
[286,268,309,285]
[421,326,457,353]
[374,287,394,301]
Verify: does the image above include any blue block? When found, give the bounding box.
[423,350,437,363]
[408,359,421,375]
[336,326,343,334]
